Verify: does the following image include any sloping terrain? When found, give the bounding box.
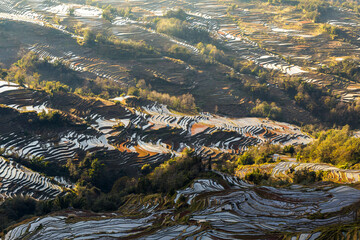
[0,83,309,166]
[1,0,360,239]
[237,161,360,183]
[0,0,326,124]
[0,157,63,200]
[0,81,313,202]
[4,172,360,239]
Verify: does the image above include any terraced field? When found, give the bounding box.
[0,89,114,163]
[0,157,63,200]
[0,0,339,119]
[0,81,312,203]
[4,172,360,239]
[0,83,310,166]
[1,0,360,238]
[68,0,360,102]
[237,161,360,183]
[0,1,353,75]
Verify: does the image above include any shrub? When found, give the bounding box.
[292,169,323,184]
[245,168,269,184]
[251,101,282,119]
[298,126,360,168]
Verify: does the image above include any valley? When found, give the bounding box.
[0,0,360,239]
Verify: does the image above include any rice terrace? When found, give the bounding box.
[1,0,360,239]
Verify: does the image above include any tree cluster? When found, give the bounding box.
[298,126,360,168]
[319,59,360,82]
[155,17,212,44]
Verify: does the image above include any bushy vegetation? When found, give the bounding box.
[229,125,360,170]
[250,100,282,119]
[4,52,75,94]
[66,153,112,191]
[341,0,360,12]
[127,79,198,113]
[237,143,280,166]
[68,7,75,17]
[164,9,188,20]
[244,168,270,184]
[297,126,360,168]
[101,5,117,22]
[5,53,41,87]
[167,44,193,61]
[320,24,340,40]
[86,2,133,23]
[291,168,324,184]
[140,90,197,113]
[196,43,228,64]
[244,167,324,185]
[230,124,360,170]
[79,29,158,60]
[296,0,332,22]
[213,144,280,174]
[234,60,266,78]
[319,60,360,82]
[37,110,63,124]
[154,14,212,44]
[137,151,205,194]
[279,77,360,127]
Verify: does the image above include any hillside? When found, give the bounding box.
[1,0,360,239]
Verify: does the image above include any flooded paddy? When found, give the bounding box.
[0,83,311,164]
[0,157,63,200]
[5,171,360,239]
[0,1,360,238]
[236,161,360,184]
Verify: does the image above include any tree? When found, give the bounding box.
[299,126,360,168]
[236,152,254,165]
[251,101,282,119]
[83,29,96,45]
[102,6,117,22]
[141,164,152,175]
[68,7,75,16]
[14,70,25,86]
[283,145,295,155]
